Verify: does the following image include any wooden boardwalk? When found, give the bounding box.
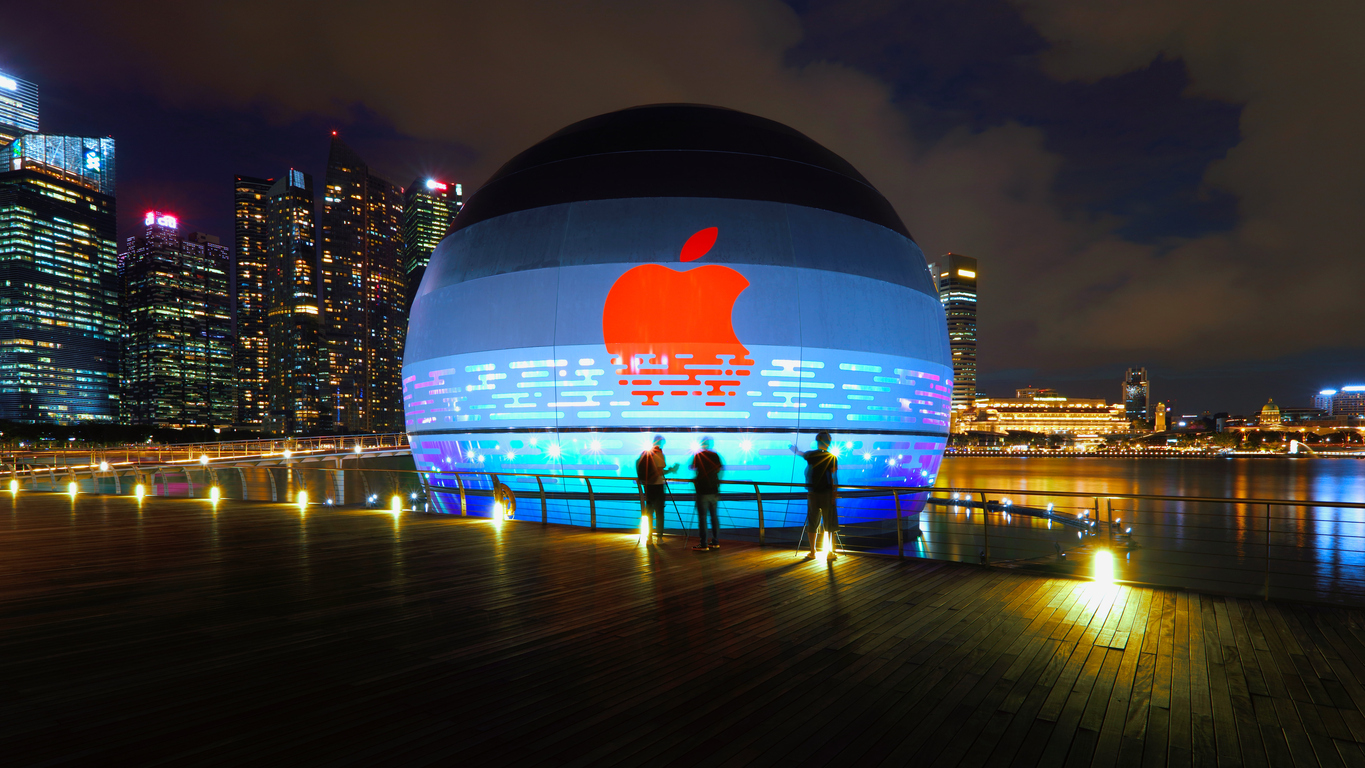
[3,494,1365,766]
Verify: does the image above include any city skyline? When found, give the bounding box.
[3,0,1363,418]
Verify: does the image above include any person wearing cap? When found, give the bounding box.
[689,437,724,551]
[790,432,839,560]
[636,434,678,540]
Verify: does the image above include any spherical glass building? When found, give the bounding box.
[404,104,951,533]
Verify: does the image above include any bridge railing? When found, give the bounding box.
[10,460,1365,606]
[6,433,409,468]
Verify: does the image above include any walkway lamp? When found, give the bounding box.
[297,490,308,510]
[209,486,221,505]
[67,481,77,498]
[135,484,146,502]
[1093,549,1114,584]
[390,495,402,514]
[8,479,16,494]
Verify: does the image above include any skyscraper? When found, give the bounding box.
[0,134,119,422]
[320,135,406,432]
[1123,367,1149,426]
[0,69,39,147]
[931,253,978,422]
[266,170,329,434]
[402,178,461,303]
[233,175,273,427]
[119,214,234,426]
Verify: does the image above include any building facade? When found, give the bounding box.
[402,178,462,304]
[320,136,406,432]
[972,389,1129,437]
[1123,367,1149,426]
[0,69,39,147]
[233,175,273,428]
[1315,386,1365,417]
[266,170,329,434]
[119,214,234,426]
[0,134,119,422]
[931,252,976,423]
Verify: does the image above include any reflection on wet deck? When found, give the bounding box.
[3,492,1365,766]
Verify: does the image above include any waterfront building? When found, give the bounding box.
[404,104,952,526]
[0,133,119,422]
[1314,387,1365,417]
[233,175,273,427]
[402,178,462,304]
[1258,398,1282,427]
[320,135,406,432]
[931,252,976,424]
[266,170,328,434]
[119,214,234,426]
[971,389,1129,438]
[0,69,39,147]
[1314,389,1335,413]
[1123,367,1149,426]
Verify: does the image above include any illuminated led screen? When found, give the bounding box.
[404,197,951,528]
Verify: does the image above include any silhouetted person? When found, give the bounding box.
[636,434,677,540]
[791,431,839,560]
[690,437,723,550]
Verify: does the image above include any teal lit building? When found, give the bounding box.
[402,178,462,303]
[0,134,120,422]
[119,214,234,427]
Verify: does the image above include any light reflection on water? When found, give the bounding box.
[932,457,1365,603]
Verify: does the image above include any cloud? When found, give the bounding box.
[1010,0,1365,358]
[16,0,1362,394]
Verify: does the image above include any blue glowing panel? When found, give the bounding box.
[404,196,950,526]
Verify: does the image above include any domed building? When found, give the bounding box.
[1259,398,1283,427]
[403,104,951,531]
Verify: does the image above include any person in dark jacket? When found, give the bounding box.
[636,434,677,540]
[790,431,839,560]
[689,437,724,550]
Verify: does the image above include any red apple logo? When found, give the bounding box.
[602,227,753,407]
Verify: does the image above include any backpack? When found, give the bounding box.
[635,451,652,484]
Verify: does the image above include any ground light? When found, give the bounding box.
[822,531,833,558]
[134,484,146,502]
[1094,549,1115,584]
[297,490,308,511]
[67,481,77,498]
[8,479,17,494]
[390,495,402,514]
[209,486,221,505]
[491,500,504,527]
[640,513,650,541]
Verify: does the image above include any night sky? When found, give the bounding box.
[5,1,1362,416]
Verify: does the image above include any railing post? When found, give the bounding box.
[454,473,467,516]
[1265,503,1272,600]
[755,483,764,546]
[585,478,596,531]
[894,491,903,560]
[1106,497,1113,542]
[979,492,990,565]
[536,476,547,524]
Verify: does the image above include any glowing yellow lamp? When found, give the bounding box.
[8,479,17,494]
[134,483,146,502]
[1094,549,1114,584]
[297,490,308,510]
[822,531,833,557]
[390,495,402,514]
[640,513,651,540]
[67,481,78,497]
[209,486,221,505]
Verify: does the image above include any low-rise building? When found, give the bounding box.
[970,389,1129,440]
